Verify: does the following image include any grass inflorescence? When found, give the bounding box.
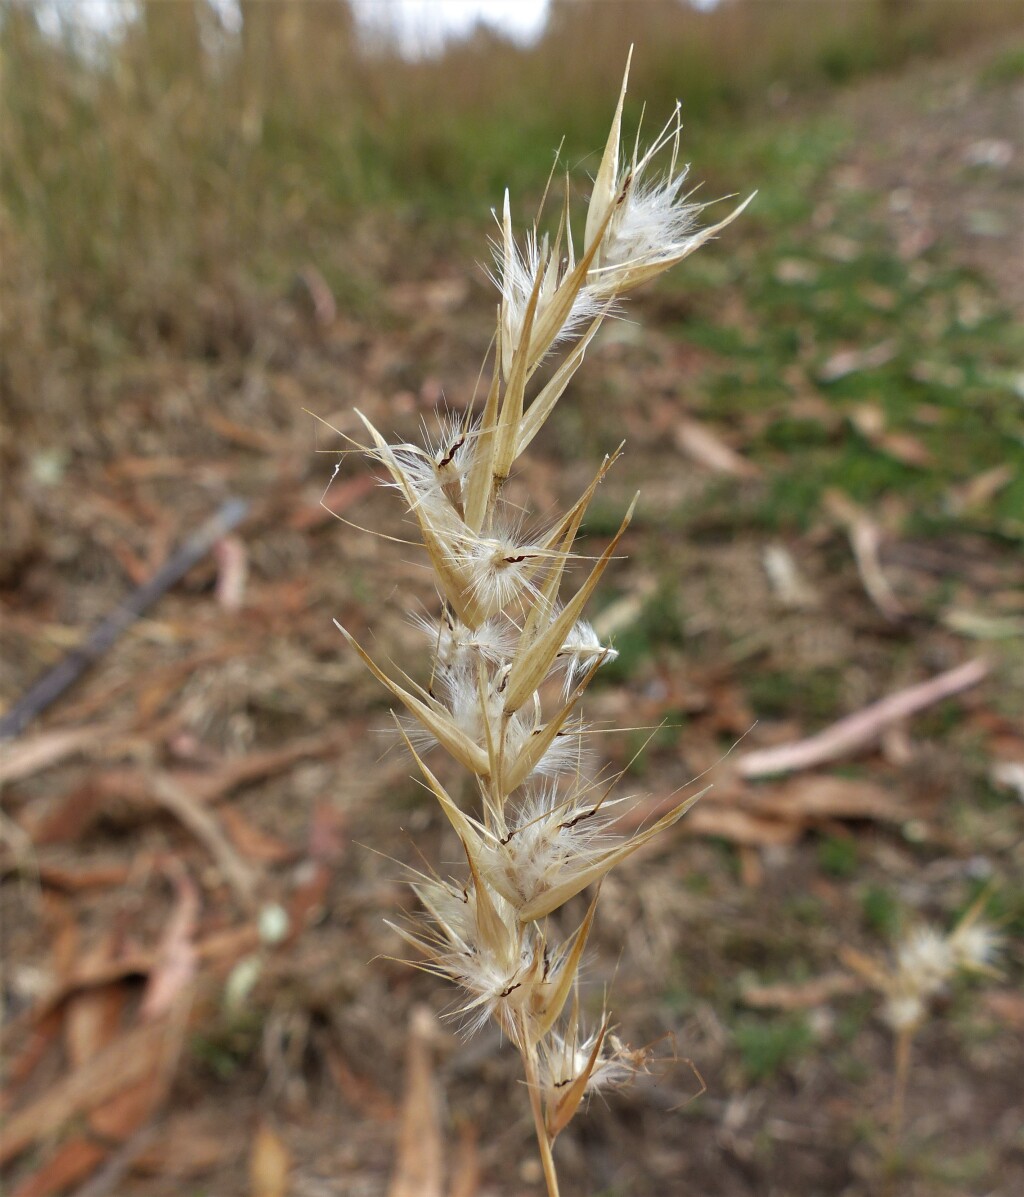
[338,58,748,1191]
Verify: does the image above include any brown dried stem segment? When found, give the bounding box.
[523,1041,562,1197]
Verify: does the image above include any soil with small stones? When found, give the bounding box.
[2,44,1022,1197]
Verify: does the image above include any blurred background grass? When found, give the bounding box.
[2,0,1022,402]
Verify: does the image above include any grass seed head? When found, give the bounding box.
[342,56,748,1179]
[850,907,1006,1034]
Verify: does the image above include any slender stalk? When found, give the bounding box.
[881,1027,915,1197]
[521,1044,561,1197]
[890,1025,913,1139]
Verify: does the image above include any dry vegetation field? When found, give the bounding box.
[2,3,1023,1195]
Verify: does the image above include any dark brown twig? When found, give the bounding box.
[0,498,249,740]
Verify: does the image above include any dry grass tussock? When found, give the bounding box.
[2,0,1021,431]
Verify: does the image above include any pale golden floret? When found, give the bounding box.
[895,925,955,998]
[364,429,462,525]
[541,1025,646,1099]
[593,105,699,263]
[583,53,753,301]
[421,662,586,783]
[490,206,604,380]
[420,412,478,516]
[335,621,491,778]
[848,904,1004,1036]
[386,859,538,1034]
[480,783,621,913]
[510,786,702,923]
[454,525,555,616]
[554,619,618,694]
[411,609,516,672]
[392,875,537,1038]
[882,990,927,1034]
[435,659,507,750]
[389,861,598,1048]
[403,734,705,923]
[949,920,1002,972]
[537,997,656,1140]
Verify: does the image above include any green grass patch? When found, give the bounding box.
[781,894,829,928]
[746,667,844,724]
[599,585,688,681]
[190,1009,263,1081]
[835,995,875,1048]
[980,43,1024,84]
[861,884,902,939]
[655,104,1024,541]
[6,0,1023,388]
[817,835,860,879]
[734,1012,815,1082]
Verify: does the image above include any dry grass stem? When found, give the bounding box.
[338,57,749,1191]
[841,894,1003,1142]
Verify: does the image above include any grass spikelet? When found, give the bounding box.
[841,894,1003,1139]
[338,56,749,1193]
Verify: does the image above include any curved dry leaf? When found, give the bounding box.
[388,1006,444,1197]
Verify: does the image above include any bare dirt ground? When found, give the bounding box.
[2,43,1022,1197]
